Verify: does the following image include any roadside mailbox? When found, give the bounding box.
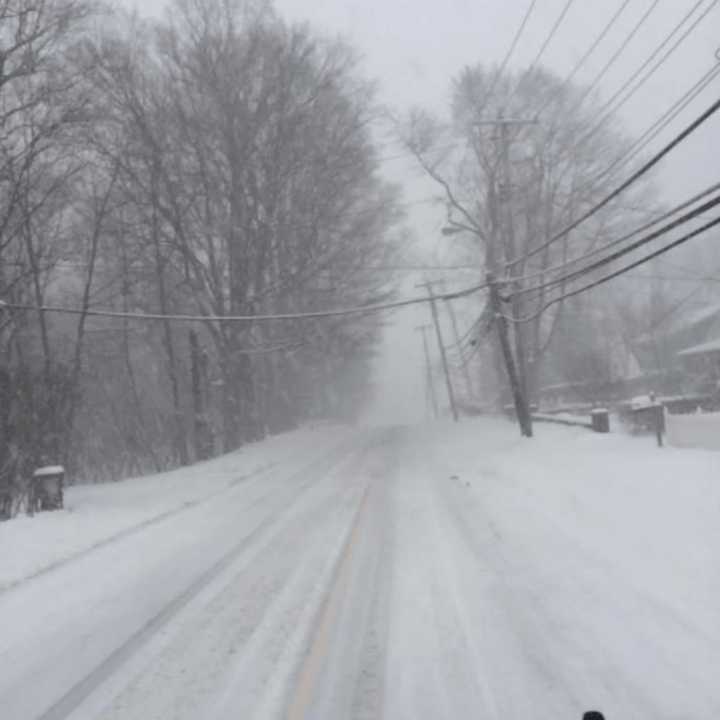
[30,465,65,512]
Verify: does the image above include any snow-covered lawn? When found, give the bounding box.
[0,424,351,591]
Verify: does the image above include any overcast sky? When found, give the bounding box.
[277,0,718,200]
[127,0,719,212]
[125,0,720,422]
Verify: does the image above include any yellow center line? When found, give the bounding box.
[286,483,373,720]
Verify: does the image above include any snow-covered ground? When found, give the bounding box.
[387,420,720,719]
[0,424,352,591]
[1,418,719,719]
[666,408,720,451]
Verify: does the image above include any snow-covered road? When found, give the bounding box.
[2,419,720,719]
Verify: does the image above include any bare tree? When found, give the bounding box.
[404,64,656,403]
[0,0,97,504]
[0,0,401,501]
[90,0,401,451]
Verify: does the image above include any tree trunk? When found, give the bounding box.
[150,179,188,466]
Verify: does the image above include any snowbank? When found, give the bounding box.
[666,409,720,451]
[0,425,351,591]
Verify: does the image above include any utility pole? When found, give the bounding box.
[498,118,530,403]
[417,280,459,422]
[415,324,439,419]
[436,279,474,399]
[483,116,536,437]
[441,117,536,435]
[487,273,532,437]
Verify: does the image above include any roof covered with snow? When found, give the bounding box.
[669,302,720,334]
[636,303,720,347]
[33,465,65,477]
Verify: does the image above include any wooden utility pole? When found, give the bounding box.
[436,279,474,399]
[482,115,536,437]
[416,324,439,419]
[498,118,530,402]
[488,274,532,437]
[449,301,474,398]
[441,117,536,435]
[417,280,459,422]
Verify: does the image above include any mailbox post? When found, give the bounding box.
[590,408,610,433]
[30,466,65,513]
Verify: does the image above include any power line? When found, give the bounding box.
[624,272,720,283]
[483,0,539,108]
[383,44,719,221]
[380,45,719,170]
[505,0,577,111]
[507,213,720,324]
[0,280,490,324]
[581,56,720,190]
[450,314,485,350]
[569,0,661,113]
[381,1,598,163]
[458,334,485,366]
[448,329,487,370]
[636,270,720,334]
[512,94,720,268]
[579,0,719,149]
[519,0,577,81]
[231,340,306,356]
[351,264,479,272]
[514,189,720,299]
[446,320,482,365]
[503,180,720,289]
[535,0,634,117]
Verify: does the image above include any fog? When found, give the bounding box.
[119,0,718,423]
[268,0,720,422]
[3,4,720,713]
[118,0,720,421]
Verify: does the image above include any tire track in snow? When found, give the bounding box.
[34,437,367,720]
[286,428,402,720]
[438,474,656,717]
[349,483,393,720]
[285,485,373,720]
[447,474,720,716]
[383,448,502,720]
[93,461,369,720]
[0,463,277,597]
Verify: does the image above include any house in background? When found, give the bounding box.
[533,303,644,408]
[676,339,720,389]
[534,299,720,408]
[634,301,720,395]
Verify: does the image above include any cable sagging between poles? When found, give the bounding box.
[506,214,720,324]
[510,95,720,268]
[0,281,489,324]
